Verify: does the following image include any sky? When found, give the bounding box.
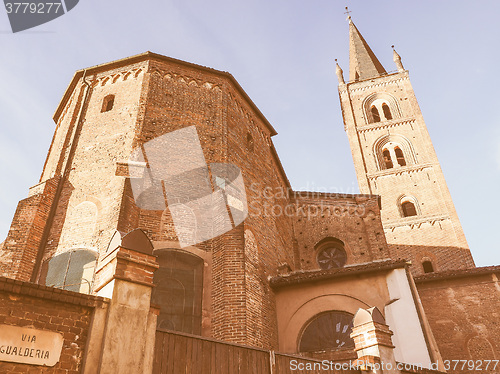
[0,0,499,267]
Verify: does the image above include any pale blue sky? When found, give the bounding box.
[0,1,499,266]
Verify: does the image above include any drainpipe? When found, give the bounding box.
[30,70,92,282]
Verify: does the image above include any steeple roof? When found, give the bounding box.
[348,19,386,82]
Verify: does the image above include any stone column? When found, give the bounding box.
[82,229,159,374]
[350,307,399,374]
[388,147,400,168]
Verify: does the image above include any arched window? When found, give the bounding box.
[152,250,203,335]
[383,149,393,169]
[299,311,355,352]
[373,135,417,171]
[40,249,97,294]
[382,103,392,120]
[316,238,347,270]
[422,260,434,273]
[371,106,381,122]
[101,94,115,112]
[402,201,417,217]
[394,147,406,167]
[364,93,401,125]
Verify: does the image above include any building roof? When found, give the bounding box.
[269,259,408,289]
[414,265,500,284]
[53,51,277,136]
[348,19,387,82]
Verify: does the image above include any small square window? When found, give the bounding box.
[101,94,115,112]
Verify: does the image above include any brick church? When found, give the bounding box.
[0,17,499,374]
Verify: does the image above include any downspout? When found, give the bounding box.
[404,265,445,371]
[30,70,92,282]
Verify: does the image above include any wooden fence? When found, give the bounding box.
[153,329,360,374]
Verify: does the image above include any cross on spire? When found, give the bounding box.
[344,6,352,21]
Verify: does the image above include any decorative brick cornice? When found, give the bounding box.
[356,117,416,133]
[94,246,159,292]
[368,163,434,180]
[93,66,145,87]
[343,71,409,93]
[53,52,278,136]
[383,214,450,230]
[269,259,408,289]
[149,66,222,92]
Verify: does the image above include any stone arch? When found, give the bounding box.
[100,76,110,86]
[152,248,204,334]
[151,70,162,80]
[373,134,417,170]
[101,94,115,112]
[40,247,98,294]
[298,310,355,352]
[134,69,143,78]
[397,194,421,217]
[363,92,402,123]
[419,253,438,273]
[281,294,369,353]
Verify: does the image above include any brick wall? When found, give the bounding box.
[1,53,296,350]
[415,267,500,373]
[0,177,59,281]
[292,193,390,270]
[0,276,107,373]
[127,57,295,349]
[38,62,147,278]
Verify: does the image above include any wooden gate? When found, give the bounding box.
[153,329,360,374]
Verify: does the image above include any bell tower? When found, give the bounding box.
[337,18,474,275]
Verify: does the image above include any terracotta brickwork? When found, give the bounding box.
[339,27,474,275]
[0,53,298,350]
[0,276,107,373]
[125,56,295,348]
[0,32,497,371]
[291,192,390,270]
[94,246,159,292]
[351,322,394,350]
[415,267,500,373]
[40,61,147,276]
[0,176,59,281]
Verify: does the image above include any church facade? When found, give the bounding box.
[0,18,499,374]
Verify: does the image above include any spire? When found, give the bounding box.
[335,59,345,84]
[392,45,405,72]
[348,18,386,82]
